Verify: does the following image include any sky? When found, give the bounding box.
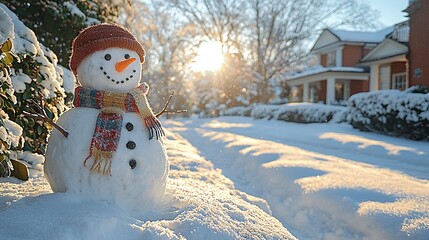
[366,0,409,27]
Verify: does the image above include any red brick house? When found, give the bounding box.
[359,22,409,92]
[405,0,429,86]
[287,24,409,105]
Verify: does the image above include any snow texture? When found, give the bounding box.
[347,90,429,140]
[168,117,429,240]
[329,26,394,43]
[229,103,346,123]
[0,3,76,96]
[0,6,13,45]
[250,104,281,119]
[276,103,346,123]
[348,90,429,122]
[0,128,296,240]
[0,117,22,150]
[63,1,101,26]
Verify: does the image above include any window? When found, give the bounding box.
[327,51,336,67]
[290,85,303,102]
[393,73,407,90]
[335,80,350,101]
[309,82,320,103]
[335,82,344,101]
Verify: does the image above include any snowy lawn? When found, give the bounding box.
[164,116,429,240]
[0,128,295,240]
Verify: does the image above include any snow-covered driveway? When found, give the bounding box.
[165,116,429,240]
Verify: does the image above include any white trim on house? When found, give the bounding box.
[287,66,367,81]
[360,39,408,63]
[312,30,340,52]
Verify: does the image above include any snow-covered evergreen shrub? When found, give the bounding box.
[275,103,346,123]
[0,4,75,168]
[0,7,22,176]
[250,105,282,119]
[347,89,429,140]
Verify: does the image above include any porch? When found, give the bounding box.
[287,68,369,105]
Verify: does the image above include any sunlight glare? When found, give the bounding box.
[193,41,224,72]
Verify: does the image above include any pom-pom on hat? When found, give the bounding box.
[70,24,145,75]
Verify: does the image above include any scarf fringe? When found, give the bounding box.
[144,116,165,140]
[84,149,113,176]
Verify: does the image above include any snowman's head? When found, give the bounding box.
[70,24,145,92]
[76,48,142,91]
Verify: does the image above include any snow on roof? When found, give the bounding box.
[286,65,368,80]
[329,26,394,43]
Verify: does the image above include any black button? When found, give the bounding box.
[126,141,136,149]
[125,122,134,131]
[129,159,137,169]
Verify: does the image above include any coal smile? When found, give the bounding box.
[100,67,137,84]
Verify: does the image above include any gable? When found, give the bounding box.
[361,39,408,62]
[311,29,340,52]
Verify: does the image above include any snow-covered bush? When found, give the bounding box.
[1,0,126,66]
[347,89,429,140]
[222,106,253,117]
[276,103,346,123]
[0,7,22,177]
[250,104,282,119]
[0,4,75,168]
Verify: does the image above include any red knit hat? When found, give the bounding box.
[70,24,145,74]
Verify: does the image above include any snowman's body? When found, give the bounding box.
[45,43,168,213]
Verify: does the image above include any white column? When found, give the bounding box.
[336,47,343,67]
[370,64,379,91]
[326,77,335,105]
[303,82,309,102]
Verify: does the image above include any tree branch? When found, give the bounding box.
[22,100,69,138]
[155,91,187,118]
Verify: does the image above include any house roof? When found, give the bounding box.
[360,38,408,63]
[329,27,394,43]
[286,66,368,81]
[311,27,394,53]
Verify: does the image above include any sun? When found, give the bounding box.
[192,41,224,72]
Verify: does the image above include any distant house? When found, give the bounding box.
[286,23,409,105]
[405,0,429,86]
[359,22,409,92]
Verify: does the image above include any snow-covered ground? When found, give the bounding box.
[0,127,295,240]
[1,116,428,239]
[164,117,429,240]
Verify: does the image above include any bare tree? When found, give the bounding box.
[120,0,197,112]
[170,0,248,57]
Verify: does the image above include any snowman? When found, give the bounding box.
[44,24,168,213]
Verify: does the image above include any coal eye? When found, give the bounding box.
[124,54,130,59]
[104,54,111,61]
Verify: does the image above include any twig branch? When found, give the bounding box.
[22,100,69,138]
[155,91,187,118]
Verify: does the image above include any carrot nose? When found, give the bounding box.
[115,57,136,72]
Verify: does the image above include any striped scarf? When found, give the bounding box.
[73,84,164,176]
